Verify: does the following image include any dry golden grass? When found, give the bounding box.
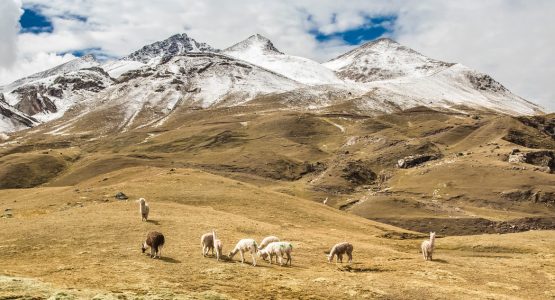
[1,167,554,299]
[1,107,554,298]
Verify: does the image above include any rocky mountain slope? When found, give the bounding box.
[0,33,545,135]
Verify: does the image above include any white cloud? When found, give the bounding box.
[2,0,553,111]
[392,0,555,112]
[0,0,22,68]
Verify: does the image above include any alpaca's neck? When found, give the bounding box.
[429,236,435,247]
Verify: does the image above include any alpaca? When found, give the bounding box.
[421,232,436,261]
[327,242,353,263]
[228,239,258,266]
[213,230,223,261]
[258,242,293,266]
[141,231,165,258]
[138,198,149,221]
[258,236,280,250]
[200,232,215,257]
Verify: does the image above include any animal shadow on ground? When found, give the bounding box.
[338,265,388,273]
[431,258,448,264]
[159,256,181,263]
[146,219,160,225]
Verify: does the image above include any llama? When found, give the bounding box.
[421,232,436,261]
[258,236,280,250]
[258,242,293,266]
[327,242,353,263]
[228,239,258,266]
[213,230,223,261]
[200,232,215,257]
[138,198,149,221]
[141,231,165,258]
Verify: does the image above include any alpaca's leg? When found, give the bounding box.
[151,247,155,258]
[348,252,352,263]
[338,254,343,263]
[251,251,256,266]
[287,253,291,266]
[240,250,245,263]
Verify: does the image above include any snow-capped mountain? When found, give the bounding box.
[44,52,303,134]
[319,38,541,115]
[0,93,38,133]
[125,33,217,65]
[0,55,114,131]
[0,32,545,134]
[103,33,219,78]
[2,54,100,93]
[224,34,342,85]
[323,38,453,82]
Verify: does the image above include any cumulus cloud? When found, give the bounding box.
[1,0,553,111]
[0,0,22,68]
[393,0,555,111]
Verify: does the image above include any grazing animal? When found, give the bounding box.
[228,239,258,266]
[201,232,215,257]
[258,236,280,250]
[213,230,223,261]
[138,198,149,221]
[327,242,353,263]
[421,232,436,261]
[323,197,328,205]
[141,231,165,258]
[259,242,293,266]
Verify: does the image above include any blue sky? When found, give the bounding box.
[19,6,53,33]
[310,15,396,45]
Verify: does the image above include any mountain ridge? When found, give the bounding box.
[0,32,545,134]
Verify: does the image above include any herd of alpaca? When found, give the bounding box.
[138,198,438,265]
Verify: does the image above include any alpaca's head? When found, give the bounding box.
[141,242,147,253]
[430,232,436,239]
[137,198,146,205]
[258,250,269,260]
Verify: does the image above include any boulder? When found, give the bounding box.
[115,192,128,200]
[397,154,438,168]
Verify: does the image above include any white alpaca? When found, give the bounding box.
[258,236,280,250]
[258,242,293,266]
[138,198,149,221]
[421,232,436,261]
[327,242,353,263]
[200,232,215,257]
[228,239,258,266]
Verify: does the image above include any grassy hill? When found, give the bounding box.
[1,104,554,298]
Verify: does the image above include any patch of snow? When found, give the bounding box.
[224,34,342,85]
[102,60,146,78]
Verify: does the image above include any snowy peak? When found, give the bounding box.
[225,34,283,55]
[3,55,100,92]
[324,37,454,82]
[125,33,218,64]
[223,34,341,85]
